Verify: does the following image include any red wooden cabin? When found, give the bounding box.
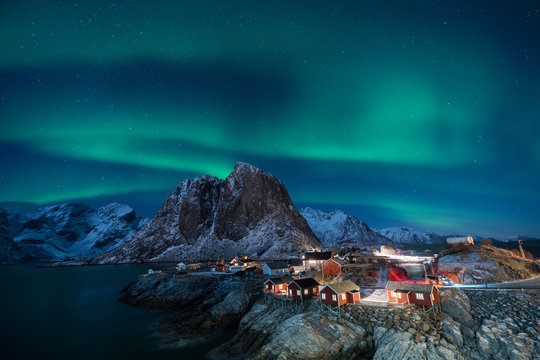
[385,281,440,308]
[174,271,189,279]
[264,275,293,293]
[287,278,320,300]
[319,280,360,307]
[322,258,349,276]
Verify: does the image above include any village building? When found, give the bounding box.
[287,278,320,300]
[303,251,332,270]
[176,262,187,271]
[230,257,257,267]
[385,281,440,308]
[319,280,361,307]
[174,271,189,279]
[264,275,294,293]
[234,266,263,278]
[262,261,290,276]
[322,258,349,276]
[446,236,474,245]
[287,258,305,274]
[210,264,225,272]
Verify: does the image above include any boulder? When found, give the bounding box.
[476,318,534,360]
[440,315,463,347]
[372,327,463,360]
[440,288,475,328]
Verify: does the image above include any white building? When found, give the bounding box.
[262,261,289,276]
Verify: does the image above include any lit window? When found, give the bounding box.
[397,293,401,299]
[332,294,337,301]
[304,289,308,295]
[390,291,396,297]
[297,290,301,296]
[321,293,326,300]
[289,290,292,296]
[341,293,346,300]
[416,293,424,300]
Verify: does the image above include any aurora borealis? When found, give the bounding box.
[1,1,539,237]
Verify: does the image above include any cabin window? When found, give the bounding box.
[289,290,292,296]
[297,290,301,296]
[332,294,337,301]
[304,289,308,295]
[397,293,401,299]
[341,293,346,300]
[321,293,326,300]
[390,291,396,298]
[416,293,424,300]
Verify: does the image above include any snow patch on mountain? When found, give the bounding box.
[5,203,147,261]
[376,227,447,244]
[300,207,392,248]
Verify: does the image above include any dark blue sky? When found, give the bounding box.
[0,1,539,237]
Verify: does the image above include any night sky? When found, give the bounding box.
[1,1,539,238]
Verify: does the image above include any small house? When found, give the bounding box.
[287,258,305,274]
[319,280,360,306]
[176,262,187,271]
[244,266,263,277]
[287,278,320,300]
[385,281,440,308]
[322,258,349,276]
[303,251,332,270]
[174,271,189,279]
[262,261,289,276]
[264,275,294,293]
[446,236,474,245]
[211,265,225,272]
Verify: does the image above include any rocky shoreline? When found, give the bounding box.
[120,274,539,359]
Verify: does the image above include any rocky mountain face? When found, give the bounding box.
[2,203,147,261]
[95,162,322,263]
[300,207,392,248]
[0,208,27,262]
[376,227,448,244]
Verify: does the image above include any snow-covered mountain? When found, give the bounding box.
[93,162,323,263]
[376,227,448,244]
[0,208,27,262]
[3,203,147,261]
[300,207,392,248]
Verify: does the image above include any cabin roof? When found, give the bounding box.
[287,258,304,266]
[290,278,320,288]
[266,275,294,285]
[304,251,332,261]
[385,281,434,294]
[324,280,359,294]
[326,258,349,266]
[264,261,289,269]
[244,266,261,272]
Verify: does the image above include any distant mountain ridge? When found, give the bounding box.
[300,207,392,248]
[0,203,147,262]
[92,162,323,263]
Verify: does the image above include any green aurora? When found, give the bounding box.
[1,1,539,237]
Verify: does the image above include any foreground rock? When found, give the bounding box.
[437,246,540,284]
[211,302,371,360]
[120,273,261,345]
[94,162,322,263]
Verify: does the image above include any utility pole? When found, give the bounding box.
[518,239,525,259]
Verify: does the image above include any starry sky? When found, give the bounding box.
[1,1,539,238]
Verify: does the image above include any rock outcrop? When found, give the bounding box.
[95,162,322,262]
[438,246,540,284]
[300,207,391,248]
[372,326,463,360]
[211,302,371,360]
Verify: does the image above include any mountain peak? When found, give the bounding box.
[94,164,322,262]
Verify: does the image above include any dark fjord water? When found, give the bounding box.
[0,264,225,360]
